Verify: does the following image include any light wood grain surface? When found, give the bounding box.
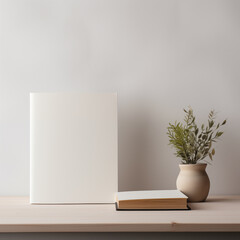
[0,196,240,232]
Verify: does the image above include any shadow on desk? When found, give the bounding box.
[206,197,239,203]
[188,196,239,210]
[0,233,240,240]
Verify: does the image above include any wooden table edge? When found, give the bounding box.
[0,223,240,233]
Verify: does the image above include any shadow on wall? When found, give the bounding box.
[118,96,167,191]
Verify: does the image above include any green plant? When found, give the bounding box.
[167,107,226,164]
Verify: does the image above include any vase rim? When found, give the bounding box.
[179,163,207,166]
[178,163,207,170]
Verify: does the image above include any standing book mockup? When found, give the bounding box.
[30,93,118,204]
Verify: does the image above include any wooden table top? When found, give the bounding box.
[0,196,240,232]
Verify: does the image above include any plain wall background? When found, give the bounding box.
[0,0,240,196]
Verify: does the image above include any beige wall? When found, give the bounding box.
[0,0,239,196]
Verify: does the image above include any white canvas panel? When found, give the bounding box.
[30,93,118,204]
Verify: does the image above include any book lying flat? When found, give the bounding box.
[116,190,188,210]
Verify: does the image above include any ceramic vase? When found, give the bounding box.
[176,163,210,202]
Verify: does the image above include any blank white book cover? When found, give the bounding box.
[30,93,118,204]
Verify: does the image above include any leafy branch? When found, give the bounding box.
[167,107,226,164]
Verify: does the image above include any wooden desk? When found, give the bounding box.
[0,196,239,232]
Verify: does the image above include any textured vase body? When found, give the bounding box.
[176,163,210,202]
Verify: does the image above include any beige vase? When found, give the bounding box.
[176,163,210,202]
